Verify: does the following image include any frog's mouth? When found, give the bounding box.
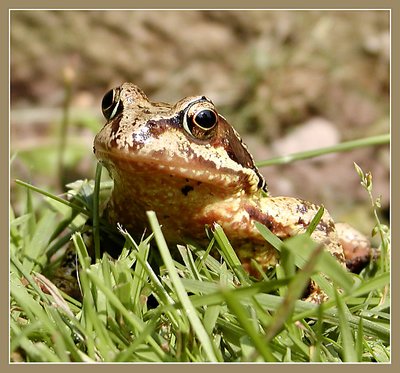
[94,146,258,194]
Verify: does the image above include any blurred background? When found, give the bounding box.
[10,10,390,233]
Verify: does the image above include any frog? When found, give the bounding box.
[91,82,372,302]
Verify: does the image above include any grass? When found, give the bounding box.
[9,142,390,362]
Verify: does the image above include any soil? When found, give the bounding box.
[10,10,390,232]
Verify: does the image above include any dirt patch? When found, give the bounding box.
[10,10,390,230]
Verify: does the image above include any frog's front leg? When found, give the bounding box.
[253,196,372,269]
[240,196,371,302]
[252,196,346,265]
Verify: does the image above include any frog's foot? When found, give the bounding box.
[335,222,373,273]
[304,278,346,304]
[304,290,328,304]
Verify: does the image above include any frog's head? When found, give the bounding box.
[94,82,267,194]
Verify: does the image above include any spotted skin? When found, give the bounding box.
[57,83,373,302]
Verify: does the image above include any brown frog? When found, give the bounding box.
[92,83,372,301]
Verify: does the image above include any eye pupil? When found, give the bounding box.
[194,109,217,129]
[101,88,122,120]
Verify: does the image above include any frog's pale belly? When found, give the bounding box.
[105,165,250,245]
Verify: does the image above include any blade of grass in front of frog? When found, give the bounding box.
[72,232,91,270]
[10,320,63,362]
[184,274,389,345]
[15,179,89,216]
[200,262,231,338]
[282,234,333,298]
[11,255,52,308]
[259,289,389,343]
[253,221,284,251]
[84,266,167,361]
[203,303,222,336]
[348,271,390,299]
[13,250,88,342]
[275,264,288,297]
[186,279,291,311]
[309,302,325,362]
[334,287,358,362]
[10,268,85,362]
[356,317,364,361]
[33,272,75,317]
[212,224,252,286]
[93,163,102,260]
[295,297,389,344]
[305,205,324,236]
[256,134,390,168]
[147,211,220,362]
[187,281,305,321]
[191,237,215,275]
[10,319,48,359]
[190,242,226,277]
[75,234,131,359]
[83,272,120,360]
[255,222,354,293]
[299,237,353,294]
[25,180,36,237]
[262,243,325,345]
[134,252,185,333]
[186,250,386,346]
[221,288,277,362]
[247,258,270,280]
[129,240,150,315]
[21,209,59,273]
[177,244,202,281]
[113,315,167,362]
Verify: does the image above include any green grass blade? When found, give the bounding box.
[265,243,324,342]
[22,210,58,272]
[93,163,102,260]
[350,272,390,298]
[84,268,167,361]
[15,179,88,216]
[256,134,389,167]
[256,223,353,293]
[213,224,252,285]
[334,288,358,362]
[305,206,324,235]
[147,211,219,362]
[222,290,276,362]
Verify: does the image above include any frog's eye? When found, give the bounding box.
[102,88,122,121]
[183,102,218,139]
[193,109,218,130]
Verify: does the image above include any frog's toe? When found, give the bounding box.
[335,222,372,273]
[303,280,329,304]
[304,291,328,304]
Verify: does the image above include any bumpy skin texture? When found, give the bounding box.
[92,82,371,301]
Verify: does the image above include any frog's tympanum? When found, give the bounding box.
[93,83,371,302]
